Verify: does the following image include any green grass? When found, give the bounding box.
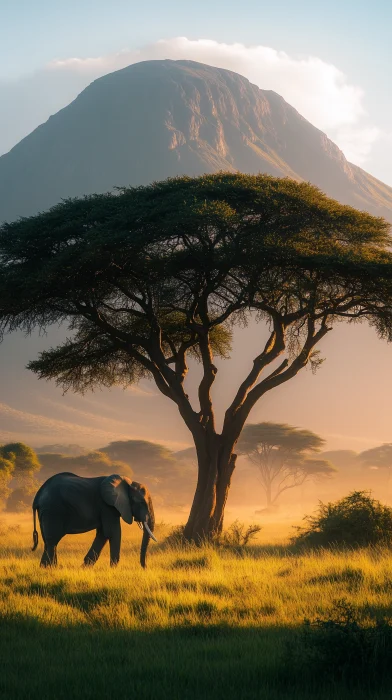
[1,516,392,699]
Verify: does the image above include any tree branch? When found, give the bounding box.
[197,329,218,430]
[244,319,331,413]
[222,314,286,436]
[228,318,331,442]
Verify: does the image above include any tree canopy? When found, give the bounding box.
[99,440,176,474]
[0,443,41,509]
[238,422,335,507]
[1,173,392,539]
[0,443,41,487]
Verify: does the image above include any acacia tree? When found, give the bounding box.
[238,422,335,507]
[99,440,176,472]
[1,173,392,541]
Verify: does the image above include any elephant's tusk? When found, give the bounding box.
[143,521,158,542]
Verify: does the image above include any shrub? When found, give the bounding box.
[219,520,262,548]
[292,491,392,548]
[164,521,262,550]
[290,598,392,684]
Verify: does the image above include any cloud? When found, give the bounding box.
[0,401,132,446]
[324,432,391,449]
[0,37,384,170]
[38,397,136,430]
[125,384,157,397]
[0,400,189,452]
[333,126,382,166]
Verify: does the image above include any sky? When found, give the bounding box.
[1,0,392,454]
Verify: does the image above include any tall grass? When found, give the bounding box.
[1,515,392,699]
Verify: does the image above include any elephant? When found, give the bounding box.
[31,472,157,568]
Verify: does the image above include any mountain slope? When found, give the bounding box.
[1,59,391,223]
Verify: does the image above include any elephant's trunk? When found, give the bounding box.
[140,497,155,569]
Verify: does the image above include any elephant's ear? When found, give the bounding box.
[100,474,133,524]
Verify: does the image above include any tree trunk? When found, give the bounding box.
[265,481,272,508]
[211,451,237,535]
[183,436,236,542]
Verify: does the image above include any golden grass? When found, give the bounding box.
[1,513,392,632]
[3,513,392,699]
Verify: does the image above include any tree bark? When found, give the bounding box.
[211,452,237,535]
[183,435,236,542]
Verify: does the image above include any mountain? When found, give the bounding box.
[1,59,392,452]
[1,59,392,223]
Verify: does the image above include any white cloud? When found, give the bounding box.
[0,37,384,169]
[332,126,382,166]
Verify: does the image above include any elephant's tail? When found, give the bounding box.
[32,507,39,551]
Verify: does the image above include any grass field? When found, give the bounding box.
[1,513,392,700]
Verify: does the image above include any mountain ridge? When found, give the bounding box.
[1,59,391,223]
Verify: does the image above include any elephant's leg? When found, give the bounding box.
[109,520,121,567]
[83,530,108,566]
[39,513,63,568]
[41,543,58,567]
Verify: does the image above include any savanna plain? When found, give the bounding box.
[1,512,392,700]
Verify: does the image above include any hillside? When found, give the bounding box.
[1,59,392,223]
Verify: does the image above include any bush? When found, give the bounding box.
[292,490,392,549]
[219,520,262,548]
[290,598,392,684]
[164,521,261,549]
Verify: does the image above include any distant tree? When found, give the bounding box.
[38,450,133,482]
[2,173,392,540]
[99,440,196,507]
[359,444,392,486]
[99,440,176,475]
[0,456,14,508]
[238,423,335,507]
[0,443,40,490]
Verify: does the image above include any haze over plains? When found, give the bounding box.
[1,0,392,454]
